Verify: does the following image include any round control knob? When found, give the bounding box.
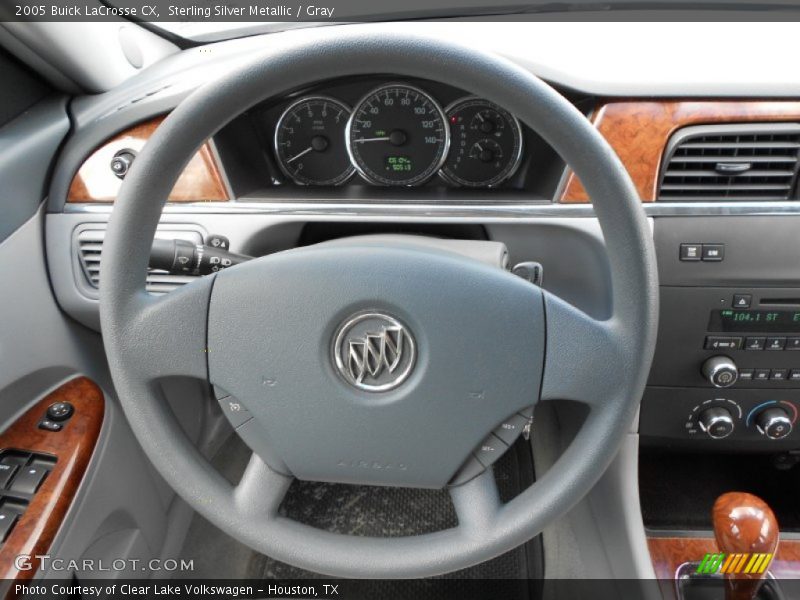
[702,356,738,388]
[756,407,793,440]
[110,150,136,179]
[698,406,735,439]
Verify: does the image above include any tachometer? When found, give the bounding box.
[440,97,523,187]
[346,84,449,186]
[274,96,354,186]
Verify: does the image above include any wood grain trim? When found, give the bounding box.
[66,117,229,203]
[648,536,800,599]
[0,377,104,581]
[560,100,800,203]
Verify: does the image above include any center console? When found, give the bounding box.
[642,215,800,597]
[641,216,800,451]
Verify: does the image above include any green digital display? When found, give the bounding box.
[709,309,800,332]
[385,156,412,172]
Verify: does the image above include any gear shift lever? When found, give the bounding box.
[713,492,779,600]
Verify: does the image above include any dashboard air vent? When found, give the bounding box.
[658,123,800,201]
[76,228,200,294]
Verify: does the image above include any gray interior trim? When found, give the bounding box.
[0,26,81,93]
[0,96,69,242]
[0,21,178,94]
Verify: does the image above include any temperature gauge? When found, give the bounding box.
[440,97,523,187]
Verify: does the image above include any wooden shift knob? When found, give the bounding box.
[713,492,779,600]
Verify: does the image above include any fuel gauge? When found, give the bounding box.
[440,97,523,188]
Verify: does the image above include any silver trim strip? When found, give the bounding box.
[63,201,800,218]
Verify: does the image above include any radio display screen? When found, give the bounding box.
[708,309,800,332]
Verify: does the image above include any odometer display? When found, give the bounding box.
[274,96,354,186]
[346,84,449,186]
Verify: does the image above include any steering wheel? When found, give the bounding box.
[100,31,658,578]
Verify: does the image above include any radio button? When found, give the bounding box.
[702,244,725,261]
[745,337,766,351]
[771,369,789,381]
[702,356,739,388]
[790,370,800,381]
[739,369,755,381]
[786,338,800,350]
[680,243,702,261]
[754,369,771,381]
[765,337,787,351]
[733,294,752,309]
[705,336,743,351]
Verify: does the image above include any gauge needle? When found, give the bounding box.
[354,137,391,143]
[286,146,313,163]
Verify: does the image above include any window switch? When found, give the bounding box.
[10,466,48,495]
[0,454,28,469]
[38,420,62,432]
[0,510,19,542]
[0,464,16,489]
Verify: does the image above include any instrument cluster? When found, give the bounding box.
[271,82,525,189]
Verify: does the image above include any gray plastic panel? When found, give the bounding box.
[46,212,611,332]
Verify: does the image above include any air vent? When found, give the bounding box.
[76,228,200,294]
[658,123,800,201]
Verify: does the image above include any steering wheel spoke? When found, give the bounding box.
[449,468,501,534]
[111,277,215,383]
[539,290,623,407]
[234,453,294,517]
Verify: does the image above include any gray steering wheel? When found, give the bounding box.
[100,30,658,578]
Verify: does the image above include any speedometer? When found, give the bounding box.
[346,84,449,186]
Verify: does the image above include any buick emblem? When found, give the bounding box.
[333,312,416,392]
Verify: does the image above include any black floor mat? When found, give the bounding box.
[178,434,542,597]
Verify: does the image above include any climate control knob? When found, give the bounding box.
[756,407,793,440]
[698,407,735,439]
[702,356,738,388]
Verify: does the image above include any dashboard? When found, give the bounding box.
[219,77,569,199]
[65,76,580,205]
